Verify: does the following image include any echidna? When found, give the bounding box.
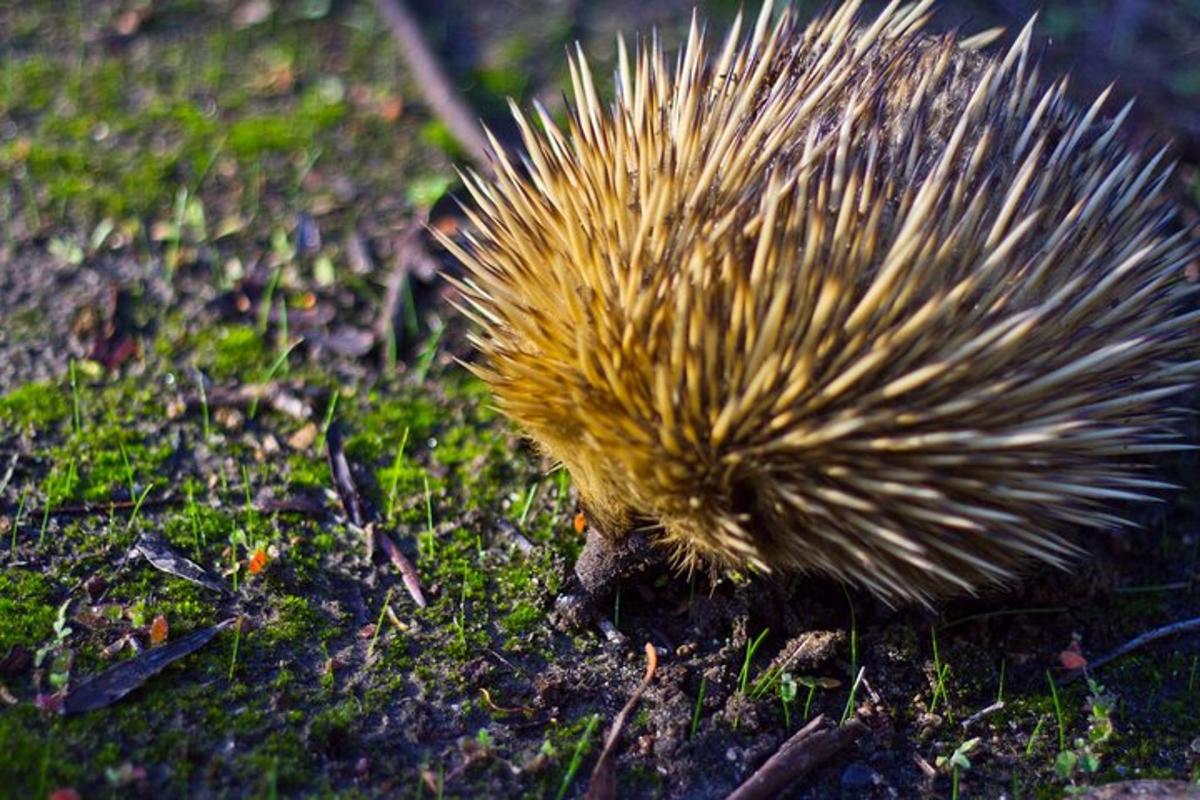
[441,0,1200,603]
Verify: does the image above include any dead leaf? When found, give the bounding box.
[114,8,150,36]
[135,532,229,594]
[1059,638,1087,672]
[63,619,235,714]
[0,645,32,676]
[233,0,272,28]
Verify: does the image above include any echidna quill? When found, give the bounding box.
[441,0,1200,604]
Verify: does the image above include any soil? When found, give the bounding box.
[2,1,1200,799]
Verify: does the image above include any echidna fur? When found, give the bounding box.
[440,0,1200,604]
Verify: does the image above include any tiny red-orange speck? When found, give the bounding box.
[248,548,270,575]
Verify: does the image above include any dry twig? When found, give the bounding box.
[1066,616,1200,682]
[585,643,659,800]
[374,523,427,608]
[724,714,870,800]
[372,0,491,168]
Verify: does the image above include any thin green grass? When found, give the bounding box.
[367,587,394,660]
[1047,671,1066,753]
[11,487,29,551]
[690,675,707,738]
[556,714,599,800]
[68,359,81,435]
[517,480,539,526]
[840,587,859,723]
[384,426,411,523]
[125,483,154,532]
[316,390,339,452]
[929,627,951,718]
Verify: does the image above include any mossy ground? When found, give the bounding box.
[2,1,1200,798]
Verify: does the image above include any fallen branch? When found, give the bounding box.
[184,383,314,421]
[495,518,535,556]
[214,383,313,420]
[585,643,659,800]
[1066,616,1200,682]
[372,0,492,169]
[724,714,870,800]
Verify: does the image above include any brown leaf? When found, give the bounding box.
[134,532,229,594]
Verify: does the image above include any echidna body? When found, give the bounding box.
[443,0,1200,603]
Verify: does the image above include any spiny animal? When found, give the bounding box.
[441,0,1200,604]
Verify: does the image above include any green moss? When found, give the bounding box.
[163,491,235,552]
[2,55,64,111]
[347,392,440,464]
[235,730,317,794]
[286,452,331,490]
[308,700,361,757]
[0,381,70,429]
[227,115,312,158]
[186,324,270,380]
[269,594,322,644]
[501,601,543,637]
[0,569,59,652]
[74,431,173,503]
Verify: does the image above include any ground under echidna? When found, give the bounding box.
[446,0,1200,603]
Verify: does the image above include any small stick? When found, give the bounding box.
[184,383,313,421]
[960,700,1005,731]
[374,524,428,608]
[1065,616,1200,682]
[0,453,17,495]
[372,0,492,169]
[495,518,535,555]
[374,218,427,369]
[585,643,659,800]
[10,496,179,519]
[724,715,870,800]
